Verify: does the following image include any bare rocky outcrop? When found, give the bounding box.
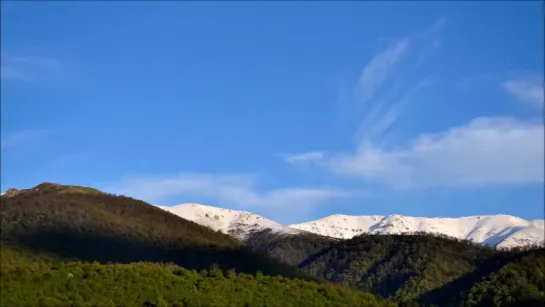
[3,188,23,198]
[2,182,104,198]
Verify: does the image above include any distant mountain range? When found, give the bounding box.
[3,183,544,306]
[158,203,545,248]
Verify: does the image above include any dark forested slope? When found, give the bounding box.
[245,229,339,266]
[298,233,498,301]
[0,183,397,306]
[0,182,299,277]
[247,230,545,307]
[422,247,545,307]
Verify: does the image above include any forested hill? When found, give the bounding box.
[2,182,543,307]
[246,230,545,306]
[0,245,393,307]
[245,229,339,266]
[0,182,300,277]
[0,182,397,306]
[421,247,545,307]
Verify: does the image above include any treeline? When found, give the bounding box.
[245,230,338,266]
[391,231,544,252]
[461,248,545,307]
[0,246,392,307]
[247,230,545,306]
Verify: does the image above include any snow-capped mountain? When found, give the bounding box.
[157,203,544,248]
[289,214,545,249]
[157,203,303,240]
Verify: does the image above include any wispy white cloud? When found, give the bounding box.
[1,54,62,82]
[502,73,544,109]
[285,18,544,189]
[280,151,325,164]
[105,172,355,209]
[355,38,410,104]
[286,117,544,188]
[354,78,432,144]
[1,129,50,149]
[345,19,445,146]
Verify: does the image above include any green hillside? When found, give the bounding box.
[422,247,545,307]
[0,246,392,307]
[0,183,393,306]
[247,230,545,306]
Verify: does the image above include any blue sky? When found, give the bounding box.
[2,1,543,224]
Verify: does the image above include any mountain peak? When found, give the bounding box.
[34,181,61,188]
[2,188,22,198]
[1,182,106,198]
[158,203,544,248]
[158,203,303,240]
[34,182,104,195]
[289,213,545,248]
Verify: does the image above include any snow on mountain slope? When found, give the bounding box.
[289,214,545,248]
[495,226,545,249]
[157,203,303,240]
[156,203,543,248]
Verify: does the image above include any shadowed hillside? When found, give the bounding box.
[420,248,545,307]
[0,182,301,277]
[245,229,339,266]
[0,182,396,306]
[247,230,545,306]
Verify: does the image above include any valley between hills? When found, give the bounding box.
[1,183,544,307]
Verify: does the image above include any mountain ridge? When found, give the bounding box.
[157,203,304,240]
[0,182,393,307]
[2,183,543,306]
[0,183,305,278]
[159,203,544,248]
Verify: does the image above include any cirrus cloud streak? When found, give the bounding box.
[104,172,359,209]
